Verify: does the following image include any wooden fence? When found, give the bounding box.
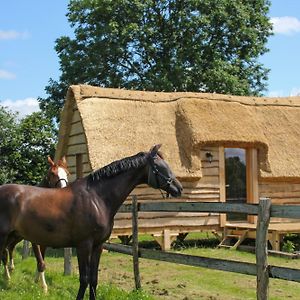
[102,197,300,300]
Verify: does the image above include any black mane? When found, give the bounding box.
[87,152,149,184]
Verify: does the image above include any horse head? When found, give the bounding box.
[147,144,183,197]
[47,156,69,188]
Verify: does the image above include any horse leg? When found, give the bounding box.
[7,244,15,272]
[76,241,93,300]
[89,244,103,300]
[0,235,10,280]
[32,243,48,293]
[7,235,23,272]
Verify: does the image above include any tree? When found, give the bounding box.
[39,0,272,121]
[15,112,56,185]
[0,106,56,185]
[0,106,20,183]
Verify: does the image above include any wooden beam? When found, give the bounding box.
[271,205,300,219]
[76,153,83,179]
[219,146,226,227]
[256,198,271,300]
[247,148,259,224]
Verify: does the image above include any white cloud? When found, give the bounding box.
[267,89,300,97]
[290,88,300,96]
[0,69,16,80]
[267,90,285,97]
[271,16,300,35]
[0,98,40,118]
[0,29,30,40]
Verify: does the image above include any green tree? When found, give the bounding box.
[39,0,272,121]
[0,106,56,185]
[15,112,56,185]
[0,106,20,183]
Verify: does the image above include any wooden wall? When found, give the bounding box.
[259,180,300,223]
[65,109,92,182]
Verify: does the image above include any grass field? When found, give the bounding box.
[1,234,300,299]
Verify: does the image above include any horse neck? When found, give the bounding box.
[92,165,148,218]
[38,176,49,188]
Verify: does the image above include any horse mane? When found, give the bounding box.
[87,152,149,184]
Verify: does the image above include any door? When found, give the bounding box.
[225,148,247,222]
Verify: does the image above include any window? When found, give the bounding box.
[225,148,247,221]
[220,147,258,224]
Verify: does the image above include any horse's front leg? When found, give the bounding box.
[32,243,48,293]
[89,244,103,300]
[76,240,93,300]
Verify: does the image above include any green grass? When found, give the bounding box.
[0,247,154,300]
[2,235,300,299]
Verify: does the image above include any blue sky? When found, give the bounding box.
[0,0,300,117]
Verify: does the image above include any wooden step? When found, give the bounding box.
[219,245,232,248]
[227,234,240,238]
[218,230,249,250]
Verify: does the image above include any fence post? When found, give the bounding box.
[64,248,72,275]
[256,198,271,300]
[132,195,141,290]
[22,240,30,259]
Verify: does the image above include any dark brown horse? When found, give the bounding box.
[0,144,182,300]
[2,156,69,292]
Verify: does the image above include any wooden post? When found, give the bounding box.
[22,240,30,259]
[256,198,271,300]
[63,154,83,275]
[132,195,141,290]
[247,148,259,224]
[64,248,72,275]
[219,146,226,227]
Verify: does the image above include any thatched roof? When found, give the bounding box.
[56,84,300,180]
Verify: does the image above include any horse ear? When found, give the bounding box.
[48,156,55,167]
[150,144,162,157]
[59,156,67,166]
[58,156,70,174]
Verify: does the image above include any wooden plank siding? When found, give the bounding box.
[65,110,92,182]
[259,181,300,224]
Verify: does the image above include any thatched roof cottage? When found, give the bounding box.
[55,85,300,250]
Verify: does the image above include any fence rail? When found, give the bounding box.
[119,201,300,219]
[109,197,300,300]
[103,242,300,281]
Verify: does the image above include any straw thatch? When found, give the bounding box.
[56,84,300,180]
